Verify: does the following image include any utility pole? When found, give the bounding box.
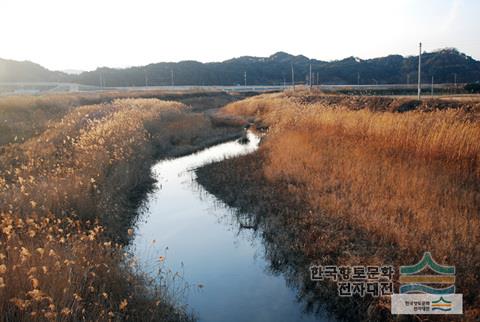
[144,69,148,87]
[357,72,360,86]
[317,72,319,87]
[291,63,295,91]
[418,42,422,100]
[244,71,247,87]
[309,63,312,89]
[407,74,410,85]
[431,76,434,96]
[170,69,174,87]
[454,73,457,94]
[99,72,103,89]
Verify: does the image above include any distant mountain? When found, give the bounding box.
[0,58,69,83]
[1,49,479,86]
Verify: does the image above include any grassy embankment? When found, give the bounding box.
[0,89,246,147]
[196,91,480,321]
[0,92,244,321]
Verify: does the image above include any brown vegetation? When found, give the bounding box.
[0,89,245,147]
[0,94,244,321]
[0,212,191,321]
[199,91,480,320]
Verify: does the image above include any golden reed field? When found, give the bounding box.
[1,89,479,321]
[197,91,480,321]
[0,92,243,322]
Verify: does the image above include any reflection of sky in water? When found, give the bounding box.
[131,132,332,322]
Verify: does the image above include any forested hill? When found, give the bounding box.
[0,58,69,83]
[1,48,479,86]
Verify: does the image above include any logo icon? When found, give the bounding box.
[431,296,452,312]
[399,252,455,294]
[391,252,463,315]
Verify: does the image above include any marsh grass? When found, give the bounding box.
[211,92,480,320]
[0,213,192,321]
[0,98,214,321]
[0,90,244,148]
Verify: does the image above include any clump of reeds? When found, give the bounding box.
[216,92,480,319]
[0,98,198,321]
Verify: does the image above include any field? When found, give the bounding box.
[2,88,479,321]
[0,90,245,147]
[196,91,480,321]
[0,91,245,321]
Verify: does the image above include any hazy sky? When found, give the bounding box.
[1,0,479,71]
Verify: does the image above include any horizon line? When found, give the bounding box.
[0,47,475,74]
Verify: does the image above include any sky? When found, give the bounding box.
[1,0,479,71]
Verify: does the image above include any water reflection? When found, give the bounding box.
[132,131,333,322]
[193,191,341,320]
[194,150,384,321]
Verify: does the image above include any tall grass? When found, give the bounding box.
[262,106,480,254]
[0,213,191,321]
[0,98,201,321]
[0,90,243,147]
[216,92,480,319]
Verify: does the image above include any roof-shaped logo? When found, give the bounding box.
[399,252,455,294]
[431,296,453,312]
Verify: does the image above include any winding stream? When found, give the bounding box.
[132,131,331,322]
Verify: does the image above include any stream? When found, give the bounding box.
[132,131,332,322]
